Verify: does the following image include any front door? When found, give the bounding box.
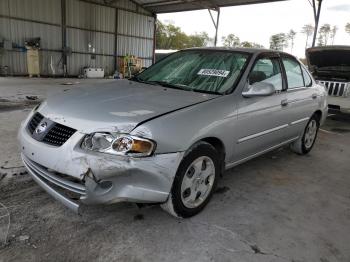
[232,55,292,163]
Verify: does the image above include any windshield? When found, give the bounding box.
[134,50,250,94]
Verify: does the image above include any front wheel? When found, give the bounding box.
[161,142,220,218]
[290,114,320,155]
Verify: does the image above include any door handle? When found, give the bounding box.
[281,99,289,106]
[312,93,317,99]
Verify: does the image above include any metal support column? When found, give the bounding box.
[114,8,119,71]
[208,8,220,46]
[152,14,157,64]
[61,0,67,76]
[311,0,323,47]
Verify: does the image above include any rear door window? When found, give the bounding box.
[282,57,304,89]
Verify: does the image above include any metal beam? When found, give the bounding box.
[137,0,287,14]
[79,0,154,17]
[61,0,67,77]
[114,8,119,71]
[0,14,61,27]
[153,14,157,64]
[208,8,220,46]
[311,0,322,47]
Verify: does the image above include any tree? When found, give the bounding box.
[155,20,211,49]
[240,41,264,48]
[188,32,211,47]
[330,26,338,45]
[301,24,314,49]
[318,24,331,46]
[287,29,297,53]
[346,23,350,36]
[222,34,240,47]
[269,33,288,51]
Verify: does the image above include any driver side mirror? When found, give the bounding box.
[242,82,276,97]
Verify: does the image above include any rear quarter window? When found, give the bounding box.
[302,67,313,87]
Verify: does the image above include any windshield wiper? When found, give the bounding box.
[191,89,222,95]
[129,78,182,89]
[147,80,191,91]
[149,81,223,95]
[130,78,222,95]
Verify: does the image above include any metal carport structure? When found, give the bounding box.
[135,0,323,48]
[135,0,286,13]
[0,0,323,77]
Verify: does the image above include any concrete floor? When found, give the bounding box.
[0,77,350,262]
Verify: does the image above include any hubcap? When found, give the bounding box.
[180,156,215,208]
[304,119,317,149]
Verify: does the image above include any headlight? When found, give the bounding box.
[81,133,156,157]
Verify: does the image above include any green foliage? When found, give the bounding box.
[221,34,264,49]
[269,33,288,51]
[156,20,211,49]
[287,29,297,52]
[318,24,331,46]
[346,23,350,35]
[222,34,240,47]
[330,26,338,45]
[301,24,314,48]
[240,41,264,48]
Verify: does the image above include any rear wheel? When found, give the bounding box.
[290,114,320,155]
[161,142,219,218]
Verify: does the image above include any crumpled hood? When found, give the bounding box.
[306,46,350,80]
[39,80,217,133]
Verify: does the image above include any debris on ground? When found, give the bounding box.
[19,235,30,242]
[0,173,7,180]
[25,96,38,101]
[215,186,230,194]
[133,214,144,221]
[0,165,24,170]
[250,244,266,254]
[61,82,80,85]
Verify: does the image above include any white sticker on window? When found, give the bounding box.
[197,69,230,78]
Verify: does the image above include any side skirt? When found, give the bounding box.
[225,136,299,170]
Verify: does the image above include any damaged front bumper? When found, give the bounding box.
[19,119,184,213]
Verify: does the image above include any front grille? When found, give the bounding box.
[27,112,76,146]
[28,112,44,134]
[42,123,76,146]
[317,80,349,97]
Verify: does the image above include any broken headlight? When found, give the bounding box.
[81,133,156,157]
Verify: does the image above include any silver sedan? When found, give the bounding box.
[18,48,328,218]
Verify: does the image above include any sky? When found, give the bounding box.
[158,0,350,58]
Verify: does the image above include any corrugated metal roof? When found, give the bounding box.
[134,0,287,13]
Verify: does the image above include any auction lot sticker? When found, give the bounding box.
[197,69,230,77]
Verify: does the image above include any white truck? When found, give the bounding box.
[306,46,350,114]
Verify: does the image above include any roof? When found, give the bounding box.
[184,46,290,54]
[181,47,299,59]
[134,0,287,14]
[188,46,271,53]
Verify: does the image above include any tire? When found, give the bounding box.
[161,142,220,218]
[290,114,320,155]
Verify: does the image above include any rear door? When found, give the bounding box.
[281,56,319,137]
